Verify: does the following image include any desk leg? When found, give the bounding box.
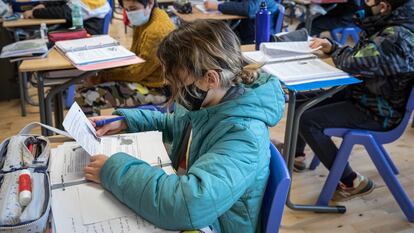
[18,71,27,117]
[284,87,347,213]
[44,71,96,132]
[54,92,65,130]
[304,6,313,34]
[36,73,48,136]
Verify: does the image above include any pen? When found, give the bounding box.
[95,116,125,127]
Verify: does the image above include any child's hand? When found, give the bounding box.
[309,38,333,54]
[23,10,34,19]
[84,155,108,184]
[33,4,45,10]
[89,115,127,137]
[204,0,219,10]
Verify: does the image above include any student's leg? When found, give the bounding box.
[299,3,355,36]
[298,101,384,199]
[293,89,348,171]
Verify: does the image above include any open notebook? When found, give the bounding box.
[50,136,175,233]
[243,42,352,86]
[55,35,144,71]
[51,102,175,232]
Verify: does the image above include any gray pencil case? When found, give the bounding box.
[0,123,61,233]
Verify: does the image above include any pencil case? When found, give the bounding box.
[0,123,60,233]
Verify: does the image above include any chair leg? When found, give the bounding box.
[309,155,320,170]
[378,144,399,175]
[365,139,414,222]
[316,138,355,206]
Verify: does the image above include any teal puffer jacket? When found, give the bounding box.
[100,73,285,233]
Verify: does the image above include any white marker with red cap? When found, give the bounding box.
[19,169,32,207]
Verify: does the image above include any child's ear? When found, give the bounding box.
[204,70,221,89]
[379,1,391,13]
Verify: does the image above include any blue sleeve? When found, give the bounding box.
[218,0,249,17]
[100,125,262,230]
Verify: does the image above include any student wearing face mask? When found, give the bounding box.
[291,0,414,201]
[75,0,174,116]
[83,20,285,232]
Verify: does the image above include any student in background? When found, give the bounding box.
[74,0,174,116]
[84,20,285,232]
[296,0,414,200]
[297,2,357,36]
[22,0,111,35]
[203,0,278,44]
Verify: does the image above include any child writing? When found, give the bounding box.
[84,20,285,232]
[75,0,174,116]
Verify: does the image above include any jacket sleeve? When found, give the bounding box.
[32,4,72,21]
[100,125,261,230]
[113,108,175,143]
[331,27,412,78]
[97,31,162,83]
[218,0,249,17]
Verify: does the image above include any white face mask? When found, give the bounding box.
[126,9,150,26]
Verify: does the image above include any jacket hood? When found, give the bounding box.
[357,0,414,35]
[186,73,285,128]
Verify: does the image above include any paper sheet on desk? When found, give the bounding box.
[52,184,174,233]
[78,183,135,225]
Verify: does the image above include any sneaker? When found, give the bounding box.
[332,173,375,202]
[293,155,307,172]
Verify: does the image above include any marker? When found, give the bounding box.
[19,169,32,207]
[95,116,125,128]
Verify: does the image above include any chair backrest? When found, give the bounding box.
[103,0,113,34]
[274,4,285,34]
[261,143,291,233]
[374,86,414,144]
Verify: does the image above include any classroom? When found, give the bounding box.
[0,0,413,232]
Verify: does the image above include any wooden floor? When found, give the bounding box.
[1,16,414,233]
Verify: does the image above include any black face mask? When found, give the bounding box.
[178,83,208,111]
[364,2,380,18]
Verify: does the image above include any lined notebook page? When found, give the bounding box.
[65,46,135,65]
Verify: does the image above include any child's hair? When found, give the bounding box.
[157,20,260,107]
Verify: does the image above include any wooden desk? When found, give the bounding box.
[171,7,246,22]
[19,48,73,72]
[3,18,66,28]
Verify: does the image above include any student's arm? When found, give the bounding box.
[97,32,162,84]
[100,124,262,230]
[331,29,411,78]
[113,108,176,143]
[32,4,72,20]
[218,0,249,17]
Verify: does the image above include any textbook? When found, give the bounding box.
[243,42,352,86]
[0,39,48,60]
[54,35,144,71]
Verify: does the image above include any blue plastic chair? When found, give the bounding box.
[261,143,291,233]
[330,26,361,46]
[315,87,414,222]
[103,0,114,34]
[274,4,286,34]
